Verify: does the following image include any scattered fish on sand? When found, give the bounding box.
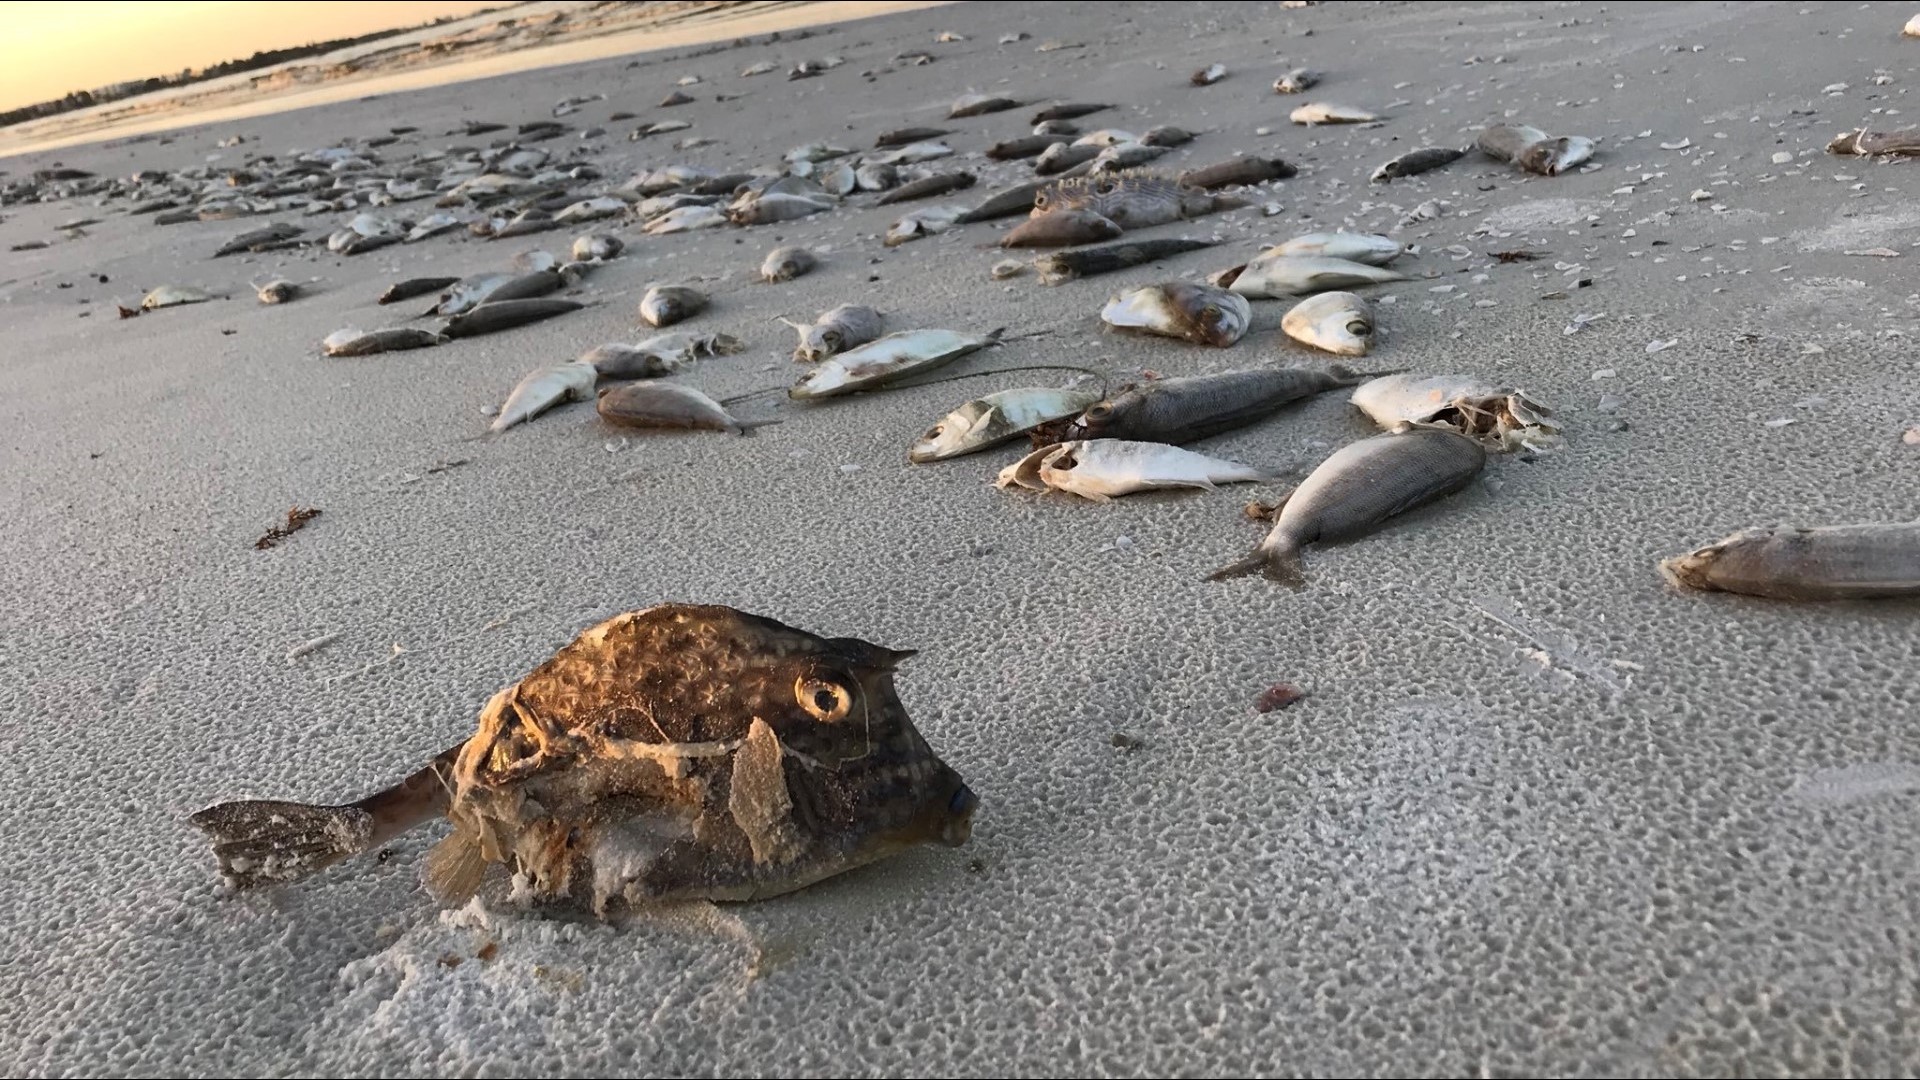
[1035,238,1217,285]
[957,180,1051,223]
[911,386,1105,463]
[1477,124,1596,176]
[1063,366,1374,444]
[790,328,1002,400]
[1263,232,1404,266]
[1826,128,1920,156]
[1179,157,1298,189]
[876,126,951,148]
[597,383,770,435]
[1001,439,1280,502]
[323,327,445,357]
[783,304,886,363]
[645,205,729,233]
[1370,147,1467,183]
[443,298,585,338]
[582,332,743,379]
[1290,103,1379,125]
[989,135,1059,161]
[1191,63,1228,86]
[252,277,298,304]
[188,603,976,913]
[1281,292,1374,356]
[761,246,817,283]
[428,272,515,316]
[1218,254,1409,298]
[1273,68,1318,94]
[1101,282,1251,347]
[1658,522,1920,601]
[639,285,707,328]
[379,277,460,305]
[1031,103,1109,123]
[492,360,598,433]
[1349,373,1557,450]
[1209,424,1488,586]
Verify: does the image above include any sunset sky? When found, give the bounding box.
[0,1,506,112]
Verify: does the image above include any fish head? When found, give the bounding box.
[909,402,991,462]
[788,360,850,400]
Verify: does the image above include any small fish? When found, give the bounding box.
[215,222,301,257]
[871,141,955,166]
[910,386,1105,463]
[1030,172,1240,230]
[596,383,767,435]
[644,205,729,234]
[956,180,1051,223]
[322,327,445,357]
[1018,439,1280,502]
[442,298,584,338]
[187,603,976,914]
[429,272,515,316]
[741,59,778,76]
[379,277,461,305]
[855,163,900,191]
[1088,143,1172,173]
[1072,129,1140,148]
[876,126,951,148]
[1262,232,1404,266]
[1065,366,1375,444]
[1100,282,1250,347]
[406,212,466,242]
[1034,143,1103,175]
[139,285,220,311]
[554,196,628,224]
[660,89,694,107]
[1141,126,1196,148]
[1477,125,1595,175]
[1191,63,1228,86]
[571,233,624,262]
[1000,209,1123,248]
[1282,292,1373,356]
[1349,373,1556,451]
[639,285,707,328]
[783,304,885,363]
[989,135,1059,161]
[514,251,560,274]
[786,142,852,165]
[950,93,1021,118]
[1826,128,1920,157]
[1370,147,1466,183]
[1178,157,1298,189]
[876,172,977,205]
[582,332,744,379]
[729,192,834,225]
[761,246,816,283]
[492,361,598,433]
[1035,238,1217,285]
[1032,120,1079,138]
[1030,103,1109,123]
[1290,103,1379,125]
[790,328,1002,400]
[252,277,298,304]
[1221,255,1408,298]
[1658,522,1920,601]
[1209,425,1487,586]
[1273,68,1318,94]
[885,205,969,246]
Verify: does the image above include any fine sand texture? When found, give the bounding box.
[2,1,1919,1076]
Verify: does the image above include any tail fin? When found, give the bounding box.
[1205,543,1307,589]
[189,800,376,889]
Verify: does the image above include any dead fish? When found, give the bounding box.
[1179,157,1298,189]
[1035,238,1217,285]
[1223,255,1408,298]
[783,304,886,362]
[790,328,1001,400]
[490,208,560,238]
[786,142,853,165]
[728,192,834,225]
[871,141,955,166]
[951,93,1021,118]
[187,603,976,913]
[1065,366,1374,444]
[1017,440,1279,502]
[1088,144,1173,173]
[1282,292,1373,356]
[379,276,461,305]
[1032,120,1079,138]
[1034,143,1103,175]
[583,332,743,379]
[252,277,298,304]
[741,59,778,76]
[885,205,969,246]
[1273,68,1318,94]
[989,135,1059,161]
[1826,128,1920,156]
[761,246,816,283]
[140,285,220,310]
[1031,103,1109,123]
[514,251,561,274]
[571,233,625,262]
[877,171,977,205]
[1191,63,1228,86]
[1370,147,1466,183]
[1658,522,1920,601]
[1141,126,1196,148]
[553,196,628,224]
[596,383,765,435]
[1073,129,1140,148]
[1477,124,1595,176]
[443,298,584,338]
[910,386,1105,462]
[645,205,729,234]
[640,285,707,328]
[1100,282,1250,347]
[1031,172,1240,230]
[1209,425,1487,586]
[660,89,694,107]
[1265,232,1404,266]
[1349,372,1556,450]
[956,180,1051,223]
[407,213,466,242]
[1000,209,1123,248]
[322,327,445,357]
[855,163,900,191]
[215,222,301,256]
[1291,103,1379,125]
[876,126,951,148]
[492,360,598,433]
[631,119,693,139]
[429,272,516,316]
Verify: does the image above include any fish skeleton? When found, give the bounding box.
[1348,373,1556,451]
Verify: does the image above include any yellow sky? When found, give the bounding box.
[0,1,505,112]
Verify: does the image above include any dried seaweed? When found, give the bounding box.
[254,506,321,550]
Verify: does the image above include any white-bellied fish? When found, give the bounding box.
[1659,522,1920,601]
[789,328,1002,400]
[492,360,598,433]
[1025,439,1280,502]
[582,332,743,379]
[783,304,885,363]
[1349,372,1556,450]
[910,385,1104,462]
[1101,282,1251,347]
[1282,292,1374,356]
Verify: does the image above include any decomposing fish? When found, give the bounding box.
[1658,522,1920,601]
[1209,424,1487,586]
[1191,63,1228,86]
[1034,238,1217,285]
[188,603,977,914]
[322,327,445,357]
[910,386,1105,463]
[790,328,1001,400]
[1220,255,1408,298]
[1000,209,1123,247]
[1030,172,1242,230]
[407,212,466,242]
[514,251,560,274]
[252,277,298,305]
[583,332,743,379]
[1008,439,1280,502]
[761,246,817,283]
[571,233,624,262]
[1064,365,1375,444]
[1031,103,1109,123]
[1100,282,1251,347]
[139,285,220,311]
[886,205,969,246]
[1273,68,1318,94]
[492,360,598,433]
[956,180,1050,223]
[380,277,461,305]
[1826,128,1920,157]
[639,285,707,328]
[1088,143,1172,173]
[741,59,778,76]
[215,222,301,257]
[950,93,1021,118]
[1073,129,1140,148]
[596,383,768,435]
[443,298,584,338]
[1370,147,1466,183]
[1477,124,1596,176]
[1282,292,1373,356]
[877,126,952,148]
[783,304,885,363]
[660,90,694,107]
[1179,157,1298,189]
[1349,373,1556,450]
[1290,103,1379,125]
[876,171,977,205]
[854,163,899,192]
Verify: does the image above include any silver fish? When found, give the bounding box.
[1477,125,1595,176]
[139,285,220,310]
[820,163,859,195]
[1290,102,1379,125]
[571,233,624,262]
[728,192,833,226]
[910,386,1104,463]
[784,304,885,363]
[1273,68,1318,94]
[761,246,817,283]
[1000,209,1123,248]
[1101,282,1251,347]
[1224,255,1408,298]
[406,212,466,242]
[1281,292,1374,356]
[951,93,1021,118]
[789,328,1001,400]
[1023,439,1279,502]
[871,142,953,166]
[1209,425,1487,586]
[322,327,445,357]
[514,250,560,274]
[640,285,707,328]
[492,360,598,434]
[596,383,764,435]
[1658,522,1920,601]
[885,204,968,246]
[1348,373,1556,451]
[431,273,514,316]
[215,222,301,256]
[582,332,744,379]
[1065,366,1374,444]
[1262,232,1403,266]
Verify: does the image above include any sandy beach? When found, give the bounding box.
[2,1,1918,1075]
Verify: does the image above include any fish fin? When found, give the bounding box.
[423,824,488,905]
[1206,543,1306,588]
[189,799,377,889]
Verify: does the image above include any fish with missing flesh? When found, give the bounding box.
[1826,128,1920,156]
[886,205,969,246]
[323,327,445,357]
[187,603,976,915]
[582,332,743,379]
[1001,439,1280,502]
[783,304,885,363]
[1349,373,1556,451]
[1273,68,1318,94]
[597,383,767,435]
[253,277,297,304]
[571,233,624,262]
[1659,522,1920,601]
[492,360,598,433]
[1064,365,1376,445]
[790,328,1001,400]
[640,285,706,328]
[911,386,1105,462]
[1282,292,1374,356]
[1100,282,1251,347]
[1191,63,1228,86]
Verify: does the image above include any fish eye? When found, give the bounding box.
[795,676,854,721]
[1201,304,1222,322]
[923,424,944,440]
[1085,403,1113,422]
[822,330,841,347]
[1033,193,1050,209]
[1094,180,1116,196]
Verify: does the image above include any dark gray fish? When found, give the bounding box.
[1142,126,1196,147]
[215,222,302,257]
[1066,365,1377,444]
[988,135,1057,161]
[1370,147,1466,183]
[1000,210,1122,248]
[1034,238,1216,285]
[379,277,461,305]
[1034,143,1102,175]
[876,171,977,205]
[1030,103,1110,123]
[1180,157,1298,189]
[1209,426,1487,586]
[442,298,584,338]
[950,94,1021,118]
[955,180,1049,223]
[876,126,952,148]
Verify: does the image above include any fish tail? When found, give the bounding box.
[1206,542,1307,588]
[189,799,377,889]
[423,824,488,904]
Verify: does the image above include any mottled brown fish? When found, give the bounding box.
[189,604,977,914]
[1179,157,1298,190]
[1000,209,1123,247]
[1031,171,1242,229]
[876,171,977,205]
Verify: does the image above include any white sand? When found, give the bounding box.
[2,1,1919,1075]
